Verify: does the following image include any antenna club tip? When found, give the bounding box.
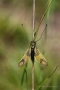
[46,24,47,26]
[21,24,23,26]
[56,65,58,68]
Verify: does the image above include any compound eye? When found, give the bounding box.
[30,42,32,45]
[32,43,34,45]
[33,42,36,45]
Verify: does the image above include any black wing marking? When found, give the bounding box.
[18,49,31,67]
[34,48,48,66]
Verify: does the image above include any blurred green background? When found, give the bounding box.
[0,0,60,90]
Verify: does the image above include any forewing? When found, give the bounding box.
[18,49,31,67]
[35,48,48,66]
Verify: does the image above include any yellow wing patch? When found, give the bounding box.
[18,49,31,67]
[35,48,48,66]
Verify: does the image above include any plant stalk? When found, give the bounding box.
[32,63,34,90]
[33,0,35,39]
[32,0,35,90]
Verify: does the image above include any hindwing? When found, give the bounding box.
[18,49,31,67]
[35,48,48,66]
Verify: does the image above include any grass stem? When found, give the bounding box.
[32,63,34,90]
[32,0,35,90]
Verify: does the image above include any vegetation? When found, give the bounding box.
[0,0,60,90]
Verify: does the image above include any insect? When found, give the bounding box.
[18,0,53,67]
[18,25,48,67]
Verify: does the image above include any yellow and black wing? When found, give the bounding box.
[18,49,31,67]
[35,48,48,66]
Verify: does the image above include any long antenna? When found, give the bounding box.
[36,24,47,42]
[21,24,29,41]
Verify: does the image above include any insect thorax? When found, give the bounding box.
[30,40,36,49]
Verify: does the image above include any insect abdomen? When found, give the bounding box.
[31,48,34,64]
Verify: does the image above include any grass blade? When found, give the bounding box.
[34,0,53,40]
[36,65,58,90]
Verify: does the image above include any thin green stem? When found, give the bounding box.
[34,0,53,40]
[36,65,58,90]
